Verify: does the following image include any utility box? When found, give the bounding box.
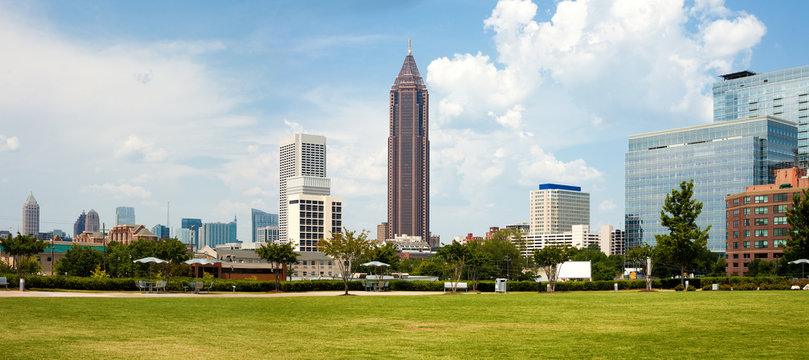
[495,278,507,293]
[712,283,719,291]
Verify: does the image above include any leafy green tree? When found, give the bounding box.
[786,188,809,261]
[481,230,524,280]
[317,228,372,295]
[91,264,110,279]
[256,242,298,291]
[655,180,710,286]
[103,241,132,278]
[745,258,776,276]
[533,244,575,292]
[56,245,103,277]
[0,233,48,277]
[411,257,445,277]
[627,243,657,291]
[437,241,470,292]
[572,244,618,281]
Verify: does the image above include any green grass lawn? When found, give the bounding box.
[1,291,807,359]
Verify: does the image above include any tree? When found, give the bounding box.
[437,241,470,292]
[655,180,710,286]
[786,188,809,261]
[532,244,574,292]
[411,257,445,277]
[0,233,48,277]
[627,243,657,291]
[56,245,103,277]
[317,228,372,295]
[745,258,775,276]
[465,241,490,291]
[256,242,298,291]
[481,231,524,280]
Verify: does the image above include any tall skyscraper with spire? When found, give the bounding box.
[387,40,430,241]
[22,191,40,236]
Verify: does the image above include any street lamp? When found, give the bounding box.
[504,256,512,280]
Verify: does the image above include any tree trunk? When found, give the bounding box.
[680,265,686,287]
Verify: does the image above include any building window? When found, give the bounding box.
[733,231,739,238]
[743,254,751,259]
[734,220,740,228]
[732,254,739,259]
[733,198,740,206]
[743,241,750,248]
[774,239,787,247]
[744,208,751,215]
[755,218,768,226]
[733,242,739,249]
[754,240,768,249]
[754,229,768,237]
[744,196,751,204]
[744,230,751,237]
[774,205,788,213]
[754,253,768,259]
[774,216,787,225]
[754,195,768,203]
[733,263,739,268]
[773,228,788,236]
[754,207,768,214]
[774,193,788,202]
[733,209,739,217]
[744,219,750,226]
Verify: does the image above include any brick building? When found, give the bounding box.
[725,167,809,275]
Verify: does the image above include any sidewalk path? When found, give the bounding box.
[0,290,441,298]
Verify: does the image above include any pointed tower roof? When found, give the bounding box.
[25,191,37,203]
[393,41,425,88]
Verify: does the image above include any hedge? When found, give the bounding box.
[1,273,805,292]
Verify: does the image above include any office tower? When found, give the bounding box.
[176,228,195,250]
[22,192,39,236]
[286,194,342,252]
[256,226,280,244]
[152,224,170,239]
[377,222,389,242]
[73,210,86,237]
[713,66,809,166]
[625,116,796,251]
[529,184,590,235]
[199,219,238,249]
[251,208,279,243]
[724,167,806,275]
[388,42,430,241]
[279,134,327,243]
[116,206,135,225]
[598,225,626,256]
[85,209,100,232]
[181,218,202,250]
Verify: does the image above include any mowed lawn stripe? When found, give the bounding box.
[1,291,807,359]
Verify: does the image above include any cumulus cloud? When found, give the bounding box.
[114,135,168,162]
[0,134,20,152]
[83,183,152,199]
[702,14,767,58]
[599,199,617,212]
[518,145,603,186]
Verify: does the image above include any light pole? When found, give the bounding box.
[504,256,512,280]
[50,237,54,275]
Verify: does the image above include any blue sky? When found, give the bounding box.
[1,0,808,243]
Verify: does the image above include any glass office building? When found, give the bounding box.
[251,208,279,243]
[713,66,809,166]
[625,116,796,252]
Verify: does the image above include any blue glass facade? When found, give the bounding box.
[181,218,202,250]
[713,66,809,166]
[251,208,279,243]
[625,116,796,252]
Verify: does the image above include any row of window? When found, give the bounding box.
[727,205,789,218]
[728,228,789,238]
[728,239,788,249]
[728,193,794,207]
[729,216,788,227]
[298,260,333,266]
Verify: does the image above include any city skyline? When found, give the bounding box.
[1,1,809,242]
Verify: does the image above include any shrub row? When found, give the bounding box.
[1,273,804,292]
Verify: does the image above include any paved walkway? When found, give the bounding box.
[0,290,441,298]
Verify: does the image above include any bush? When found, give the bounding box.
[674,284,684,291]
[720,284,732,291]
[687,285,696,291]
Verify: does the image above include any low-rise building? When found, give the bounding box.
[106,225,158,245]
[522,225,601,257]
[725,167,808,275]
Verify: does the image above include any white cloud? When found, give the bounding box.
[702,14,767,58]
[489,105,524,129]
[518,145,603,186]
[114,135,168,162]
[599,199,617,212]
[0,134,20,152]
[83,183,152,199]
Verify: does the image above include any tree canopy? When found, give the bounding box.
[256,242,298,291]
[0,233,48,276]
[533,244,575,292]
[655,180,710,286]
[786,188,809,261]
[317,228,372,295]
[437,241,469,292]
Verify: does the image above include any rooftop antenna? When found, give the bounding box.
[408,38,412,55]
[167,201,170,238]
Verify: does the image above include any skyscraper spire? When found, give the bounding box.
[408,38,411,55]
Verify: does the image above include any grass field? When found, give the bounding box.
[1,291,807,359]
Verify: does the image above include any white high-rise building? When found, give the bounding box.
[529,184,589,235]
[286,194,342,252]
[279,134,327,244]
[22,192,39,236]
[598,225,626,256]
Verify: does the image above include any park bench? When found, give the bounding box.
[0,277,8,290]
[444,282,468,293]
